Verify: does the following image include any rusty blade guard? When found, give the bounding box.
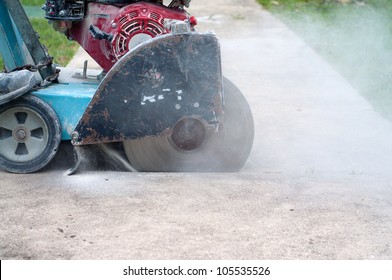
[72,32,223,145]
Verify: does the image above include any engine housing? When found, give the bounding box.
[65,2,192,71]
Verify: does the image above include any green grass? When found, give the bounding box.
[29,18,79,66]
[0,0,78,71]
[20,0,44,6]
[257,0,392,120]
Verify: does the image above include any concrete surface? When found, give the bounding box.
[1,0,392,259]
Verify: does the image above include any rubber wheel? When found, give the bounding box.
[123,77,254,172]
[0,95,61,173]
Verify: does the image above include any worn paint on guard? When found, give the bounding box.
[72,33,223,145]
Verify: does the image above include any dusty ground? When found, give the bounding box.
[1,0,392,259]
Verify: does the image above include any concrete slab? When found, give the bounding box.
[1,0,392,260]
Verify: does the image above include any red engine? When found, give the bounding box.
[45,1,196,72]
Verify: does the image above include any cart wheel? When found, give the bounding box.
[123,77,254,172]
[0,95,61,173]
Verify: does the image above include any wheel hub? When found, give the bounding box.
[170,118,206,151]
[14,127,29,142]
[0,106,49,163]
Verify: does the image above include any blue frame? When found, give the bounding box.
[0,0,30,71]
[32,82,98,140]
[0,0,98,141]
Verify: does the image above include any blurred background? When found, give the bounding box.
[1,0,391,121]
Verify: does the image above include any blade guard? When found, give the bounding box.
[71,32,223,145]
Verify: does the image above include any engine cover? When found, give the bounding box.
[108,4,171,59]
[68,2,190,71]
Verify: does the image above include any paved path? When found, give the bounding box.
[1,0,392,259]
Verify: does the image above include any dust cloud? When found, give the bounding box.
[98,144,138,172]
[191,0,392,180]
[278,3,392,120]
